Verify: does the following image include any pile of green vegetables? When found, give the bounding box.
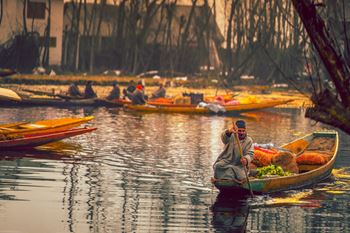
[256,165,291,178]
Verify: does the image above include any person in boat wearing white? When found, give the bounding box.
[151,83,166,99]
[213,120,254,181]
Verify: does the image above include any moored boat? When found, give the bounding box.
[211,131,339,194]
[0,87,22,101]
[0,127,97,149]
[126,99,293,115]
[0,116,94,137]
[0,97,123,108]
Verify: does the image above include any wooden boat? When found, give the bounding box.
[0,97,123,108]
[211,131,339,194]
[0,87,21,101]
[126,99,292,115]
[0,68,16,77]
[0,127,97,149]
[0,116,94,137]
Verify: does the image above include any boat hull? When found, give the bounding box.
[126,99,292,115]
[0,98,123,108]
[0,116,94,137]
[212,131,339,193]
[0,127,97,149]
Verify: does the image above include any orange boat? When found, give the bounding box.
[0,116,94,137]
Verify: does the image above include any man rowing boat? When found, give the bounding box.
[213,120,254,181]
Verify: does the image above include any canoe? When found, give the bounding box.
[0,97,123,108]
[211,131,339,194]
[0,68,16,77]
[125,99,292,115]
[0,116,94,137]
[0,87,21,101]
[0,127,97,149]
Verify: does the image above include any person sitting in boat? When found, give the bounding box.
[106,81,120,100]
[124,83,146,105]
[151,83,166,99]
[67,81,82,97]
[84,81,97,99]
[122,80,136,99]
[213,120,254,181]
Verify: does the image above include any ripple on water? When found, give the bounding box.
[0,108,350,232]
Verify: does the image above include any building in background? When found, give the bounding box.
[0,0,64,70]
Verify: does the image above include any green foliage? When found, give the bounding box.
[256,165,291,178]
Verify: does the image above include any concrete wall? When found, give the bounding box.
[0,0,63,66]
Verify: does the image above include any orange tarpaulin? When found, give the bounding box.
[296,152,330,165]
[253,147,279,167]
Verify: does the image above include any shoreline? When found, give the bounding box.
[0,75,312,108]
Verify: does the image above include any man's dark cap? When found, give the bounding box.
[235,120,246,128]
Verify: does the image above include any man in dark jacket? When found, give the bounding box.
[124,83,146,105]
[84,81,97,98]
[67,82,82,97]
[106,81,120,100]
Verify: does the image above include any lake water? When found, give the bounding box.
[0,107,349,233]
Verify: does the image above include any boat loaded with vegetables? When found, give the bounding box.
[211,131,338,194]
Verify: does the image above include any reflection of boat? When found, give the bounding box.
[0,116,94,137]
[0,127,97,149]
[212,131,339,194]
[0,148,76,161]
[126,99,292,115]
[0,97,123,108]
[211,192,250,232]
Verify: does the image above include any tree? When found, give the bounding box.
[291,0,350,134]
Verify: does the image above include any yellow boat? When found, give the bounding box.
[0,116,94,137]
[126,99,292,115]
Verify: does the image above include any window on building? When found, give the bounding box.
[39,37,57,48]
[27,2,46,19]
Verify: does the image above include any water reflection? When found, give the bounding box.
[0,107,349,232]
[211,192,250,232]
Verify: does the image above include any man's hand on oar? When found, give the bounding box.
[241,157,248,166]
[228,122,238,134]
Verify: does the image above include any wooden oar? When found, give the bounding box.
[232,122,254,197]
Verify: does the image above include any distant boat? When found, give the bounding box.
[0,116,94,137]
[0,87,21,101]
[0,127,97,149]
[211,131,339,194]
[0,68,16,77]
[0,97,123,108]
[125,99,293,115]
